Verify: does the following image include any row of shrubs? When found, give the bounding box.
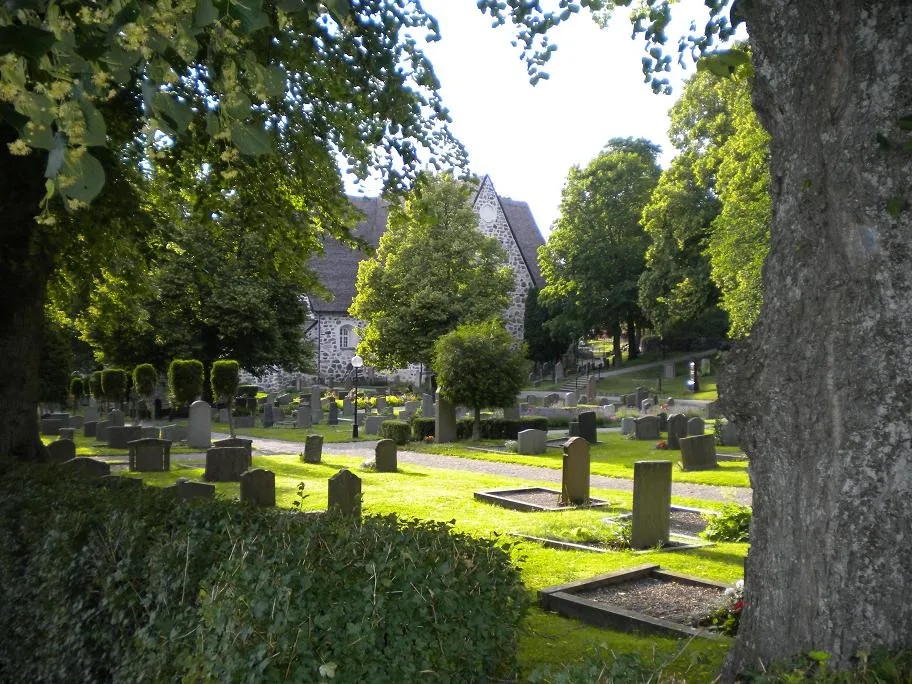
[0,465,528,682]
[409,416,551,442]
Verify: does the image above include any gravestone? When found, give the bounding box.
[641,398,653,414]
[302,434,323,464]
[422,393,435,419]
[374,439,397,472]
[554,361,564,380]
[634,415,661,440]
[128,438,171,472]
[296,406,312,428]
[204,446,248,481]
[240,468,276,507]
[212,437,253,468]
[311,385,323,424]
[720,421,740,447]
[328,402,339,425]
[577,410,597,444]
[62,457,110,478]
[188,400,211,448]
[517,429,547,455]
[342,397,354,417]
[657,412,668,432]
[85,406,98,421]
[663,361,675,379]
[96,420,111,442]
[364,415,385,435]
[159,424,184,442]
[47,439,76,463]
[680,434,718,470]
[700,358,712,375]
[568,421,580,437]
[235,415,254,429]
[630,460,672,549]
[405,400,420,416]
[687,416,705,436]
[58,427,75,441]
[139,427,159,439]
[67,416,84,428]
[328,468,361,518]
[108,425,141,449]
[262,403,275,428]
[564,392,578,408]
[83,420,97,438]
[218,408,230,423]
[166,477,215,501]
[635,387,649,408]
[435,389,457,443]
[375,397,386,412]
[277,393,291,405]
[625,394,637,408]
[621,417,636,436]
[601,403,616,418]
[705,401,720,419]
[503,404,520,420]
[586,376,598,403]
[108,409,125,427]
[561,437,590,505]
[39,418,65,436]
[666,413,689,450]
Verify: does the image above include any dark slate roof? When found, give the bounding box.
[308,191,546,314]
[498,197,546,288]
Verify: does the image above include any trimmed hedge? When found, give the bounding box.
[168,359,203,407]
[379,420,411,445]
[412,417,436,441]
[412,416,550,442]
[0,465,527,683]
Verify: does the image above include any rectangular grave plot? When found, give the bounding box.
[474,487,611,512]
[539,564,728,640]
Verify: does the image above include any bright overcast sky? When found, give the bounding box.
[348,1,730,236]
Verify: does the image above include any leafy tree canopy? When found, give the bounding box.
[350,173,513,370]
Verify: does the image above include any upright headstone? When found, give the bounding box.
[635,387,649,408]
[687,416,705,436]
[705,401,720,419]
[375,397,387,413]
[601,403,616,418]
[58,427,75,441]
[641,398,654,414]
[364,415,385,435]
[240,468,276,507]
[564,392,579,408]
[311,385,323,424]
[302,434,323,463]
[680,434,718,470]
[85,406,99,422]
[657,412,668,432]
[560,437,590,505]
[667,413,688,450]
[262,403,275,428]
[212,437,253,468]
[422,393,435,419]
[621,416,636,436]
[47,439,76,463]
[128,438,171,472]
[140,426,160,439]
[634,415,661,440]
[296,406,312,429]
[166,477,215,501]
[159,424,184,443]
[328,468,361,518]
[188,400,211,448]
[218,408,230,423]
[700,358,712,375]
[95,419,111,442]
[39,418,65,436]
[374,439,397,472]
[630,460,672,549]
[554,361,564,380]
[434,390,457,443]
[663,361,675,380]
[342,397,354,417]
[277,393,292,405]
[586,376,598,403]
[67,416,84,428]
[108,408,125,427]
[720,421,740,447]
[517,429,547,455]
[577,410,597,444]
[204,446,248,481]
[107,425,142,449]
[405,400,420,416]
[568,421,580,437]
[83,420,97,438]
[62,457,110,478]
[328,401,339,425]
[503,404,520,420]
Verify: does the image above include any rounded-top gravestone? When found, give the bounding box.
[188,400,212,449]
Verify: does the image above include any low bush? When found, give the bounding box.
[702,503,752,542]
[379,420,410,445]
[236,384,259,398]
[412,417,435,441]
[0,464,528,683]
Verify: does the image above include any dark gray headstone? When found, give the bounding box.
[140,426,160,439]
[40,418,65,436]
[422,393,435,419]
[234,415,255,429]
[212,437,253,468]
[296,406,312,428]
[67,416,84,428]
[328,468,361,517]
[302,434,323,464]
[240,468,276,507]
[128,438,171,472]
[166,477,216,501]
[83,420,97,438]
[375,396,386,413]
[657,412,668,432]
[262,403,275,428]
[630,460,672,549]
[719,421,740,447]
[108,409,125,427]
[364,415,385,435]
[328,401,339,425]
[686,416,705,436]
[568,421,580,437]
[62,457,110,478]
[107,425,141,449]
[666,413,688,450]
[277,393,291,405]
[311,385,323,424]
[58,427,75,441]
[680,434,718,471]
[577,410,597,443]
[634,415,660,440]
[374,439,397,473]
[47,439,76,463]
[434,390,457,443]
[561,436,590,505]
[204,446,249,482]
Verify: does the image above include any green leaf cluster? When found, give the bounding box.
[132,363,158,400]
[168,358,203,408]
[100,367,127,404]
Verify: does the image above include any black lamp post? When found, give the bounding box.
[351,355,363,439]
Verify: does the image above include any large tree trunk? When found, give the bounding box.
[0,123,53,463]
[723,2,912,675]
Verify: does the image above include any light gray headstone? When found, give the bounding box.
[663,361,675,379]
[375,396,386,412]
[328,468,361,518]
[240,468,276,507]
[405,400,420,415]
[374,439,397,472]
[554,361,564,380]
[364,415,385,435]
[634,415,661,440]
[218,408,230,423]
[302,434,323,464]
[577,410,597,444]
[107,425,141,449]
[720,421,740,447]
[234,415,255,428]
[47,439,76,463]
[188,400,212,449]
[680,434,718,471]
[517,429,547,455]
[561,437,590,505]
[630,460,672,549]
[311,386,323,423]
[564,392,578,408]
[108,409,125,427]
[621,417,636,436]
[128,438,171,472]
[85,406,99,422]
[586,376,598,403]
[342,397,353,417]
[422,393,435,419]
[204,446,248,481]
[687,416,705,436]
[159,424,182,442]
[700,358,712,375]
[641,398,653,414]
[601,403,616,418]
[434,390,457,443]
[212,437,252,468]
[296,407,312,428]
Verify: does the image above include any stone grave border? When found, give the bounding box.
[474,486,612,512]
[599,504,718,553]
[539,563,728,640]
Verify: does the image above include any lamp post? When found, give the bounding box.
[351,355,363,439]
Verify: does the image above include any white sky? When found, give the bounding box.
[348,1,728,236]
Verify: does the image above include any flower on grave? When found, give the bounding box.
[423,435,434,443]
[733,600,744,612]
[655,440,667,450]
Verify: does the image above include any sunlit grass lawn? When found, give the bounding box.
[227,422,375,443]
[408,431,749,488]
[132,450,743,679]
[41,432,200,456]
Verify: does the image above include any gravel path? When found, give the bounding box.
[197,433,752,506]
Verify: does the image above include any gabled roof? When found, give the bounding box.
[499,197,546,288]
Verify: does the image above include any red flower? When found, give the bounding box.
[733,600,744,611]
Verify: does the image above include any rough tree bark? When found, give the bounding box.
[0,123,53,462]
[723,2,912,675]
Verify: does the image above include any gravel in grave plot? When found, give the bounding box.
[504,490,566,508]
[669,510,711,536]
[580,577,727,625]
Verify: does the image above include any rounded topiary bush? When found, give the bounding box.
[88,370,102,400]
[168,359,204,407]
[101,368,127,406]
[379,420,410,445]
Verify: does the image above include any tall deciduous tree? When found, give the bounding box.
[523,287,574,369]
[210,360,240,438]
[350,174,512,370]
[539,138,661,363]
[433,320,528,440]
